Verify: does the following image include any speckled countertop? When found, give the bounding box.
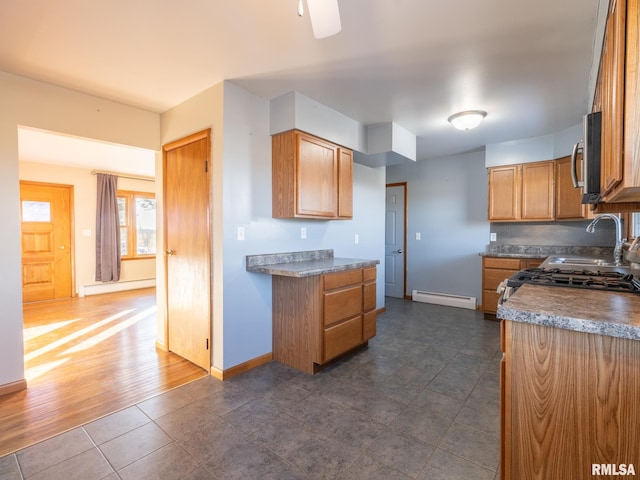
[480,244,614,259]
[246,249,379,277]
[497,284,640,341]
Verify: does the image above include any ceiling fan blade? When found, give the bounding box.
[306,0,341,39]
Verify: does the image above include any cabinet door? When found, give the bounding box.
[337,148,353,218]
[521,161,554,220]
[555,156,589,220]
[296,132,338,217]
[488,166,520,221]
[600,0,625,198]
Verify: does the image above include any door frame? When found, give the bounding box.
[161,129,212,368]
[385,182,408,299]
[19,180,76,301]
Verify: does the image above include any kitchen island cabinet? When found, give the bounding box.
[246,250,379,374]
[498,285,640,479]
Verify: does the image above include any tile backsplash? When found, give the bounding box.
[490,221,616,247]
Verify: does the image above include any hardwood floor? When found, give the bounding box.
[0,288,207,457]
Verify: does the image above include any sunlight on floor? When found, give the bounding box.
[25,359,70,382]
[63,306,157,354]
[24,309,135,363]
[23,319,79,342]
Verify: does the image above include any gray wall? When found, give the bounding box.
[491,221,616,247]
[220,82,386,369]
[386,150,489,302]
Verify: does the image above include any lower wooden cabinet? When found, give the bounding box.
[273,266,377,374]
[501,320,640,479]
[482,256,542,316]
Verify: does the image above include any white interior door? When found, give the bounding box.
[385,185,406,298]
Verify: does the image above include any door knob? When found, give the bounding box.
[164,249,176,256]
[395,249,403,254]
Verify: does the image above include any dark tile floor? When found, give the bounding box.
[0,298,501,479]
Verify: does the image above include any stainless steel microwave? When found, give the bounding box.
[571,111,601,204]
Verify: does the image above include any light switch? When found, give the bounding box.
[416,232,421,240]
[237,227,245,241]
[354,234,359,244]
[490,232,497,241]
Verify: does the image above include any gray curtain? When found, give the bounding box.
[95,173,121,282]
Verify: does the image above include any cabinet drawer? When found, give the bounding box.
[363,266,376,282]
[363,282,376,312]
[324,269,362,290]
[522,259,543,269]
[324,286,362,326]
[363,310,376,340]
[483,257,522,269]
[323,315,363,362]
[483,289,502,314]
[484,269,518,290]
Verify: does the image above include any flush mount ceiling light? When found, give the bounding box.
[447,110,487,131]
[298,0,342,39]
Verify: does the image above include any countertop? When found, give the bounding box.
[246,249,379,277]
[497,284,640,341]
[481,245,614,259]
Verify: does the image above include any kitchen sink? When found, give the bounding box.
[547,257,616,267]
[540,255,630,274]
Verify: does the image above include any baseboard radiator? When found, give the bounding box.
[80,279,156,297]
[411,290,477,310]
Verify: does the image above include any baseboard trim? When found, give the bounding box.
[155,340,168,352]
[0,379,27,397]
[210,352,273,381]
[376,306,386,315]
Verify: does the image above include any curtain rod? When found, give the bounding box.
[91,170,155,183]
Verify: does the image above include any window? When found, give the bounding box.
[117,190,156,259]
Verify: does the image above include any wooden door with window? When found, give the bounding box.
[20,182,73,302]
[163,129,211,371]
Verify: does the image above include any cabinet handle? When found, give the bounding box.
[571,141,584,188]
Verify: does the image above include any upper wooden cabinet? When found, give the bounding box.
[521,161,555,220]
[555,155,592,220]
[272,130,353,219]
[597,0,640,203]
[488,161,555,221]
[488,165,521,221]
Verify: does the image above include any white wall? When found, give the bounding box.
[19,161,156,295]
[0,71,160,390]
[386,150,489,302]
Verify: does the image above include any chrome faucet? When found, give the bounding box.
[586,213,625,265]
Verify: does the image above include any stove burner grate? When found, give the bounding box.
[507,268,640,294]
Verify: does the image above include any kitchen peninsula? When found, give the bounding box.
[247,249,380,374]
[497,285,640,479]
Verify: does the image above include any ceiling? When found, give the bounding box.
[2,0,603,174]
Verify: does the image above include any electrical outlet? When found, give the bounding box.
[416,232,421,240]
[301,227,307,239]
[237,227,245,241]
[490,232,497,241]
[354,234,359,244]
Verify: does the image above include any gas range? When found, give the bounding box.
[498,267,640,305]
[507,267,640,293]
